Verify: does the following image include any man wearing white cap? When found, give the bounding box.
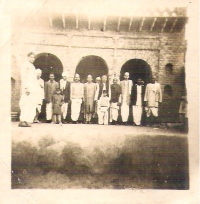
[70,73,84,123]
[60,72,71,123]
[33,69,44,123]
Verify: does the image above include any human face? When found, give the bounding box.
[49,74,55,81]
[63,76,67,80]
[102,76,107,83]
[137,79,142,85]
[113,78,118,84]
[87,76,92,82]
[124,73,129,80]
[74,75,80,82]
[37,72,41,79]
[151,77,156,84]
[103,92,107,97]
[28,54,35,64]
[96,79,101,83]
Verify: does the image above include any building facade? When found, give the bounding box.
[11,6,187,122]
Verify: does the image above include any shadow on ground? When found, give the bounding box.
[11,134,189,189]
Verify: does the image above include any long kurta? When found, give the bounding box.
[21,60,39,97]
[120,80,133,122]
[19,93,36,123]
[144,82,162,107]
[70,82,84,121]
[84,82,96,113]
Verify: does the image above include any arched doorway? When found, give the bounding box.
[34,53,63,82]
[120,59,152,84]
[76,55,108,83]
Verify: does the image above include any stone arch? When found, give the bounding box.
[34,53,63,82]
[75,55,109,83]
[120,58,152,84]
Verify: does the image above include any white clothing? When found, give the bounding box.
[132,106,143,125]
[110,102,119,122]
[37,104,42,113]
[61,102,68,119]
[146,107,158,117]
[60,79,67,92]
[19,93,36,123]
[121,104,129,122]
[98,107,109,125]
[21,61,39,100]
[46,102,52,120]
[132,85,143,125]
[71,99,82,121]
[37,78,44,105]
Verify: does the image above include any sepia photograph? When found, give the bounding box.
[0,0,199,203]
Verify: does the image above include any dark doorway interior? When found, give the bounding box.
[34,53,63,82]
[120,59,152,84]
[76,55,108,83]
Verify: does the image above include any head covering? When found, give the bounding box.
[96,77,101,80]
[62,72,68,77]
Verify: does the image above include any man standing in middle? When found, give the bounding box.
[44,73,59,122]
[120,72,133,125]
[83,75,97,124]
[70,73,84,123]
[60,72,71,123]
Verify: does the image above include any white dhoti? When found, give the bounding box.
[71,99,82,121]
[110,102,119,122]
[98,107,108,125]
[37,104,42,113]
[121,104,129,122]
[19,94,36,123]
[146,107,158,117]
[20,106,36,123]
[61,103,68,119]
[46,102,52,120]
[132,105,143,125]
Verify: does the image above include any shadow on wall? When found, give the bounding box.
[12,135,189,189]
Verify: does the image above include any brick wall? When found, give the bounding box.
[11,28,186,122]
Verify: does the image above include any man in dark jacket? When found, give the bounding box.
[60,72,71,123]
[44,73,59,122]
[130,78,145,126]
[109,78,121,124]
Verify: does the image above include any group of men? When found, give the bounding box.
[18,52,163,127]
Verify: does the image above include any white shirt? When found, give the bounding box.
[136,85,142,106]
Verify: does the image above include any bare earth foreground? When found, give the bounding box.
[11,122,188,189]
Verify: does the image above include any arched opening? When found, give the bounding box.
[33,53,63,82]
[75,55,108,83]
[120,59,152,84]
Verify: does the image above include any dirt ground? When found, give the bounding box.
[11,122,188,189]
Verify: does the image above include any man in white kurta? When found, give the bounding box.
[70,74,84,122]
[144,77,162,125]
[20,52,39,123]
[120,72,133,124]
[34,69,44,123]
[19,88,36,127]
[60,72,71,123]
